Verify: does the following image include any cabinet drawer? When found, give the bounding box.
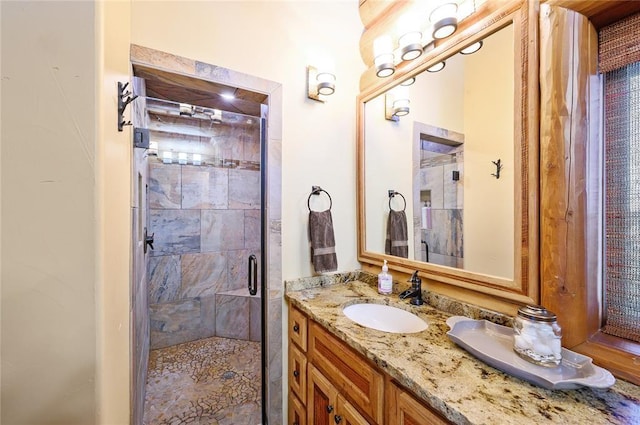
[289,306,308,351]
[289,342,307,405]
[386,380,452,425]
[308,321,384,424]
[288,393,306,425]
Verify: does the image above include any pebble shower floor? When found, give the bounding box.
[143,336,261,425]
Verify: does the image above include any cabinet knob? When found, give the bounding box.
[293,323,300,332]
[293,370,299,378]
[326,405,334,413]
[334,415,342,424]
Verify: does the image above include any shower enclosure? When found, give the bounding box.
[131,76,269,424]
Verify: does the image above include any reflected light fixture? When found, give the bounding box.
[192,153,202,166]
[460,40,483,55]
[400,77,416,86]
[374,36,395,78]
[162,151,173,164]
[385,87,410,121]
[430,3,458,40]
[307,66,336,102]
[427,61,446,72]
[221,93,235,101]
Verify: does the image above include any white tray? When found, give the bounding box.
[446,316,616,390]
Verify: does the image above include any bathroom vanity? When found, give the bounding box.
[285,273,640,425]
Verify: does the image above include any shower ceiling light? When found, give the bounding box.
[460,40,483,55]
[427,61,446,72]
[210,109,222,124]
[307,65,336,102]
[179,103,195,116]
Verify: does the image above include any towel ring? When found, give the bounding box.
[308,186,332,211]
[388,190,406,212]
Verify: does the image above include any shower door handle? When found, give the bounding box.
[248,254,258,296]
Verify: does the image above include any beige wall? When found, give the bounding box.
[2,1,363,423]
[462,25,514,279]
[1,2,98,423]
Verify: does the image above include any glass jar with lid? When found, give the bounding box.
[513,305,562,367]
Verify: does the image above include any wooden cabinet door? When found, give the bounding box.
[289,306,308,351]
[289,393,307,425]
[336,394,372,425]
[307,364,338,425]
[387,380,451,425]
[289,342,307,405]
[308,321,383,423]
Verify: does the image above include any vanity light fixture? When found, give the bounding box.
[430,3,458,40]
[427,61,446,72]
[399,31,423,61]
[432,16,458,39]
[374,35,395,78]
[460,40,483,55]
[307,66,336,102]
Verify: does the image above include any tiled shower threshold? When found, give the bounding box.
[143,336,261,425]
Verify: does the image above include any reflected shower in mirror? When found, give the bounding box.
[364,24,515,279]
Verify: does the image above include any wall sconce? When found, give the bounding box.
[460,40,483,55]
[385,88,410,121]
[427,61,446,72]
[307,66,336,102]
[374,36,395,78]
[430,3,458,40]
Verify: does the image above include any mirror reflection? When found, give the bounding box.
[364,24,515,279]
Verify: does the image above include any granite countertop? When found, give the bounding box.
[285,274,640,425]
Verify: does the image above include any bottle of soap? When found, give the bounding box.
[378,260,393,295]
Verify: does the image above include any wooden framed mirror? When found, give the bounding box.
[356,0,539,306]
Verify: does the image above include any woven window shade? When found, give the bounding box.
[603,62,640,343]
[599,12,640,73]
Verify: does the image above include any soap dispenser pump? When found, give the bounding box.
[378,260,393,295]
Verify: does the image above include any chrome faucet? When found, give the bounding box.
[399,271,424,306]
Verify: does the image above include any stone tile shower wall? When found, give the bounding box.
[415,152,464,268]
[148,158,262,349]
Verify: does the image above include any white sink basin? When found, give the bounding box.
[342,303,428,333]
